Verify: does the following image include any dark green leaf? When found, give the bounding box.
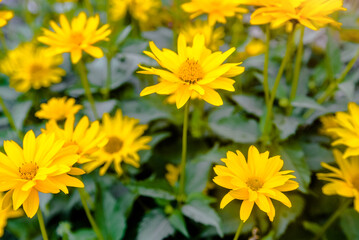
[303,221,322,234]
[128,179,175,200]
[137,209,174,240]
[340,209,359,240]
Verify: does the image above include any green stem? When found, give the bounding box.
[177,101,190,204]
[263,24,270,106]
[288,26,305,115]
[233,220,244,240]
[78,188,104,240]
[0,29,8,52]
[77,60,99,119]
[37,208,49,240]
[104,55,112,99]
[313,198,352,240]
[262,30,294,144]
[0,95,23,139]
[84,0,94,15]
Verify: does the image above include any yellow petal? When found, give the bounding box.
[220,192,234,209]
[22,189,39,218]
[240,200,254,222]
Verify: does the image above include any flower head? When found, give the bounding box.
[38,12,111,64]
[35,97,83,121]
[0,10,13,28]
[0,43,65,92]
[182,0,248,26]
[213,146,299,222]
[165,164,180,187]
[317,150,359,212]
[83,110,151,176]
[0,130,84,218]
[249,0,346,30]
[0,193,23,238]
[139,34,244,109]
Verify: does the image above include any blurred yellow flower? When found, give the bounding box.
[0,193,23,238]
[250,0,346,30]
[320,114,339,139]
[0,130,84,218]
[38,12,111,64]
[165,164,180,187]
[35,97,82,121]
[110,0,127,22]
[180,20,225,51]
[326,102,359,158]
[139,34,244,109]
[213,145,299,222]
[42,115,106,164]
[245,39,265,57]
[317,150,359,212]
[0,11,13,28]
[0,43,65,92]
[83,110,151,176]
[182,0,248,26]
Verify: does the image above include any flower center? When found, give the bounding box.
[246,177,264,191]
[352,175,359,191]
[178,59,204,84]
[30,63,45,79]
[19,162,39,180]
[71,32,85,45]
[104,136,123,154]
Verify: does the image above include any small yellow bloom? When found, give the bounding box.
[38,12,111,64]
[245,39,266,57]
[165,164,180,187]
[42,115,107,164]
[0,193,23,238]
[83,110,152,176]
[110,0,128,22]
[182,0,248,26]
[0,43,65,92]
[213,145,299,222]
[0,0,13,28]
[317,150,359,212]
[35,97,83,121]
[319,114,339,139]
[0,130,84,218]
[139,34,244,109]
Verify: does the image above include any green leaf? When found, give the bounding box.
[303,221,322,234]
[340,209,359,240]
[139,132,171,164]
[231,94,264,117]
[83,100,117,121]
[301,142,334,171]
[11,100,32,130]
[291,96,325,111]
[185,160,211,194]
[169,209,189,238]
[181,200,223,237]
[273,114,302,140]
[128,179,176,200]
[137,209,174,240]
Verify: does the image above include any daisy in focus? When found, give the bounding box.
[138,34,244,109]
[0,43,65,92]
[0,0,13,28]
[213,145,299,222]
[0,193,23,238]
[0,130,84,218]
[35,97,82,121]
[317,150,359,212]
[83,110,151,176]
[181,0,248,26]
[38,12,111,64]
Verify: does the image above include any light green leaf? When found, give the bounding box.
[128,179,175,200]
[291,96,325,111]
[137,209,174,240]
[340,209,359,240]
[11,100,32,129]
[169,209,189,238]
[231,94,264,117]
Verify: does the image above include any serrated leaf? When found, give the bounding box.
[169,209,189,238]
[273,114,302,140]
[181,200,223,237]
[232,94,264,117]
[340,209,359,240]
[137,209,174,240]
[128,179,175,200]
[291,96,325,111]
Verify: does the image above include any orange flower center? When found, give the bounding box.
[352,175,359,191]
[104,136,123,154]
[71,32,85,45]
[178,59,204,84]
[19,162,39,180]
[246,177,263,191]
[30,63,46,79]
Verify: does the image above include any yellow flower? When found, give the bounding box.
[165,164,180,187]
[0,43,65,92]
[42,115,106,164]
[35,97,83,121]
[245,39,265,57]
[317,150,359,212]
[182,0,248,26]
[180,20,225,51]
[0,193,23,238]
[0,11,13,28]
[0,130,84,218]
[83,110,151,176]
[110,0,128,22]
[139,34,244,109]
[250,0,346,30]
[38,12,111,64]
[213,146,299,222]
[326,102,359,158]
[319,114,339,139]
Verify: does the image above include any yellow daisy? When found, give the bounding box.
[35,97,83,121]
[0,9,13,28]
[0,43,65,92]
[38,12,111,64]
[138,34,245,109]
[165,164,180,187]
[326,102,359,158]
[180,20,225,51]
[213,145,299,222]
[317,150,359,212]
[42,115,107,164]
[181,0,248,26]
[319,114,339,139]
[0,193,23,238]
[83,110,151,176]
[110,0,128,22]
[0,130,84,218]
[249,0,346,30]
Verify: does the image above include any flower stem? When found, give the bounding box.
[178,101,190,204]
[77,60,99,119]
[78,188,104,240]
[0,95,23,139]
[313,198,352,240]
[261,30,294,144]
[233,220,244,240]
[288,26,305,115]
[0,29,8,52]
[263,24,270,106]
[84,0,94,15]
[104,55,112,99]
[37,208,49,240]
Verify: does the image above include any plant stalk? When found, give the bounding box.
[37,208,49,240]
[233,220,244,240]
[263,24,270,106]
